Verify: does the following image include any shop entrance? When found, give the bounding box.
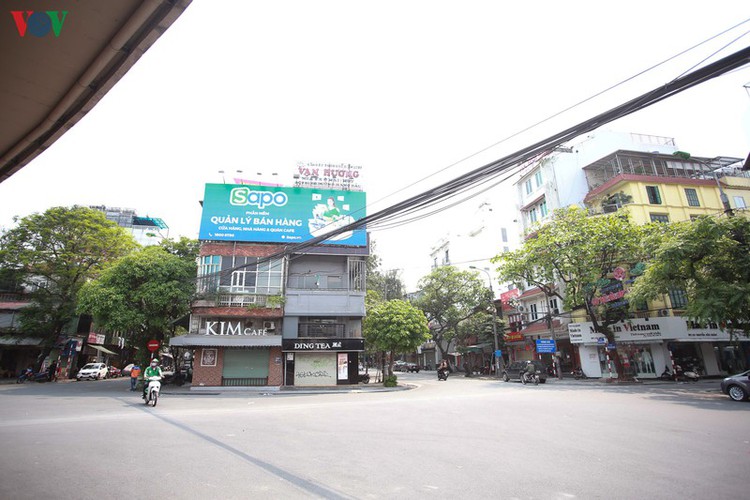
[222,349,269,386]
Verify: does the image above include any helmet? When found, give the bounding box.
[150,359,159,365]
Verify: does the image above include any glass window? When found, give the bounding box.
[529,208,537,223]
[646,186,662,205]
[684,188,700,207]
[198,256,221,293]
[649,213,669,223]
[529,303,538,321]
[501,227,508,243]
[534,171,543,188]
[734,196,747,209]
[539,200,548,218]
[668,288,688,309]
[525,179,532,195]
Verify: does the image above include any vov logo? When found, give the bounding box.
[10,10,69,37]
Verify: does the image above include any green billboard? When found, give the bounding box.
[198,184,367,246]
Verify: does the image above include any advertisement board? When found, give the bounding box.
[198,184,366,245]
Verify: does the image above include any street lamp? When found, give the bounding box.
[470,266,500,378]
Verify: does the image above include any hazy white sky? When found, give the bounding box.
[1,1,749,289]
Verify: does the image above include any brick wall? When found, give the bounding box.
[192,347,223,387]
[200,242,284,257]
[268,346,283,386]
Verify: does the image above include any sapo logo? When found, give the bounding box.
[10,10,68,37]
[229,187,288,209]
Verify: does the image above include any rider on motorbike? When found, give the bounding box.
[142,358,163,399]
[524,361,537,382]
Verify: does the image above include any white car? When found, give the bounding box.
[76,363,108,381]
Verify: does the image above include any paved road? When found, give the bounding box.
[1,373,746,499]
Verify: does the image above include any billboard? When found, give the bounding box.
[199,184,366,246]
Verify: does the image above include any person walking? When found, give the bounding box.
[130,363,141,391]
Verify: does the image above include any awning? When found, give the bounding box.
[170,335,282,347]
[89,344,118,356]
[0,335,43,346]
[465,343,491,353]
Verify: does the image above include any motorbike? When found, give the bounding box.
[144,376,161,406]
[437,368,449,381]
[16,368,34,383]
[358,373,370,384]
[571,367,584,380]
[521,370,540,385]
[677,364,701,382]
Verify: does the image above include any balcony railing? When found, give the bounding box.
[298,323,345,338]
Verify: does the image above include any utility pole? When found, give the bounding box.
[471,266,500,378]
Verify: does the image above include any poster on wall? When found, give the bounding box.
[201,348,217,367]
[198,183,367,246]
[337,353,348,380]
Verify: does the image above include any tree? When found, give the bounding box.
[363,299,430,376]
[77,245,196,365]
[492,206,646,378]
[629,215,750,342]
[0,206,136,369]
[160,236,200,261]
[413,266,489,361]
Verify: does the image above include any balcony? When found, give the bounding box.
[192,287,284,309]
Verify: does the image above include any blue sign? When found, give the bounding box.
[198,184,367,246]
[495,350,502,358]
[535,339,556,353]
[596,337,606,345]
[607,343,617,351]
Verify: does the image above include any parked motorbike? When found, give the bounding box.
[521,371,540,385]
[571,367,584,380]
[677,364,701,382]
[16,368,34,383]
[358,373,370,384]
[144,376,161,406]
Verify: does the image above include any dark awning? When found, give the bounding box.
[170,335,282,348]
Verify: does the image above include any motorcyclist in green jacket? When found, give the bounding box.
[142,358,163,399]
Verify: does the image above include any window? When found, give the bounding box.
[534,171,543,188]
[529,208,538,223]
[668,288,688,309]
[548,298,559,315]
[198,256,221,293]
[646,186,662,204]
[444,249,450,265]
[525,179,532,195]
[734,196,747,209]
[501,227,508,243]
[539,200,548,218]
[503,246,510,253]
[649,213,670,223]
[684,188,700,207]
[529,303,538,321]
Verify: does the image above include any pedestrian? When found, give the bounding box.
[47,360,58,382]
[130,363,141,391]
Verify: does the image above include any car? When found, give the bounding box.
[76,362,108,381]
[392,361,408,372]
[501,360,547,383]
[405,363,420,373]
[720,370,750,401]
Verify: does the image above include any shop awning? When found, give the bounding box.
[89,344,118,356]
[465,343,491,353]
[170,335,282,347]
[0,335,44,346]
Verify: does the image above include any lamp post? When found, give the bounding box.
[471,266,500,378]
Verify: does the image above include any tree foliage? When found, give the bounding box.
[363,299,430,376]
[492,207,648,376]
[629,215,750,339]
[0,206,136,367]
[77,245,196,364]
[413,266,489,359]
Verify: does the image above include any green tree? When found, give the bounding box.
[77,245,196,365]
[160,236,200,260]
[363,299,430,376]
[413,266,489,360]
[492,206,645,378]
[629,215,750,342]
[0,207,136,369]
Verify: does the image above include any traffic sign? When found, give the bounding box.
[147,340,160,352]
[535,339,556,353]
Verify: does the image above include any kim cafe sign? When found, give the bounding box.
[203,321,271,336]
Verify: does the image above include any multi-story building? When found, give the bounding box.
[89,205,170,246]
[170,183,368,389]
[508,130,750,378]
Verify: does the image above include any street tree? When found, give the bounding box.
[413,266,490,361]
[0,206,136,369]
[492,206,645,378]
[363,299,430,377]
[629,215,750,342]
[77,245,196,365]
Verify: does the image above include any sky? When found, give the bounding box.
[1,1,749,290]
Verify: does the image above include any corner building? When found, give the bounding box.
[171,183,368,389]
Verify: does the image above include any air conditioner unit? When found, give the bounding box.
[264,321,276,330]
[657,309,669,317]
[516,305,525,312]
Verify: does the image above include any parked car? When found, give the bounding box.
[405,363,420,373]
[76,363,108,381]
[501,360,547,383]
[720,370,750,401]
[393,361,408,372]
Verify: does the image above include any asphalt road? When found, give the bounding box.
[1,373,747,500]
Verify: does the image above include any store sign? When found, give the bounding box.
[504,332,524,343]
[204,321,270,336]
[199,183,367,246]
[536,339,556,353]
[568,317,734,344]
[294,161,364,192]
[282,339,365,351]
